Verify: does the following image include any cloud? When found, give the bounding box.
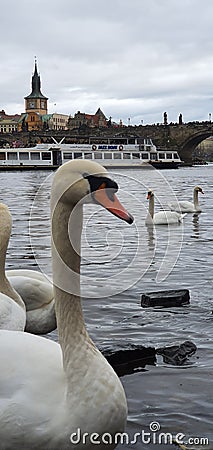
[1,0,213,124]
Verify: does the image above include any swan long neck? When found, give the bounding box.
[51,199,95,376]
[193,189,199,207]
[148,195,155,219]
[0,222,10,278]
[0,207,25,309]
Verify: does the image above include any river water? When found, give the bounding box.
[0,164,212,449]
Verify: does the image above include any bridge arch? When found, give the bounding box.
[179,131,212,162]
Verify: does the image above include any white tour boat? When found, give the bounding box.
[0,138,182,170]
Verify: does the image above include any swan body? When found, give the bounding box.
[0,160,133,449]
[146,190,186,225]
[168,186,204,213]
[0,294,26,331]
[6,269,56,334]
[0,203,26,331]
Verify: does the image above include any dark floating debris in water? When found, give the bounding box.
[141,289,190,308]
[157,340,197,365]
[102,345,156,376]
[101,340,197,376]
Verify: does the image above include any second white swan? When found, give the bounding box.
[6,269,56,334]
[146,190,186,225]
[0,203,26,330]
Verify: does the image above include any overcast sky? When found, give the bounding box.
[1,0,213,125]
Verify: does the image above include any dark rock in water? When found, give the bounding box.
[157,340,197,365]
[100,340,197,375]
[101,344,156,377]
[141,289,190,308]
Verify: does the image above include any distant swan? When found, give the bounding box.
[0,203,26,330]
[6,269,56,334]
[168,186,204,213]
[0,160,133,449]
[145,190,186,225]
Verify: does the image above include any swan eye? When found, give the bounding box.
[83,174,118,196]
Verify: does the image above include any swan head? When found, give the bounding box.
[51,160,134,224]
[194,186,204,194]
[147,190,154,200]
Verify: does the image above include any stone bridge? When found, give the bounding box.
[1,121,213,163]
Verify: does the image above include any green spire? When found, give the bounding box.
[25,59,48,100]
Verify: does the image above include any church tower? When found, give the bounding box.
[25,59,48,115]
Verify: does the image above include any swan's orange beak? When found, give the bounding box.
[93,183,134,224]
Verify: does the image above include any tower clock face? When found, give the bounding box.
[29,101,35,108]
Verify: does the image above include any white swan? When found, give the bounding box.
[0,203,26,330]
[0,160,133,449]
[168,186,204,213]
[145,190,186,225]
[6,269,56,334]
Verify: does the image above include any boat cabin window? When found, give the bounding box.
[173,153,179,159]
[159,153,165,159]
[19,152,29,160]
[141,153,149,159]
[73,152,82,159]
[166,153,173,159]
[42,152,51,160]
[30,152,40,160]
[104,153,112,159]
[150,153,157,160]
[0,152,6,160]
[63,152,73,160]
[132,153,140,159]
[123,153,131,159]
[8,152,17,160]
[114,152,122,159]
[84,153,92,159]
[94,152,102,159]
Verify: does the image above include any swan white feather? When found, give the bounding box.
[0,160,133,449]
[145,190,186,225]
[168,186,204,213]
[6,269,56,334]
[0,203,26,331]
